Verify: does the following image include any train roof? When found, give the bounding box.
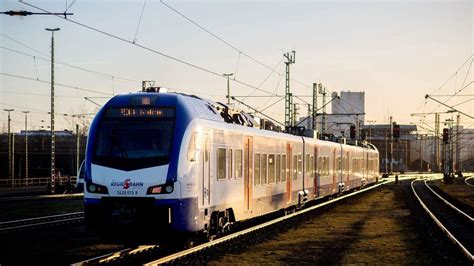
[103,92,378,152]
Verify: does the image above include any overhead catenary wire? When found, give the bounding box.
[20,1,279,97]
[159,0,310,90]
[1,72,113,96]
[133,0,147,44]
[0,43,140,85]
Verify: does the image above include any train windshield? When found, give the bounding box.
[93,107,175,170]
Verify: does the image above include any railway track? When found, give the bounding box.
[0,211,84,232]
[465,176,474,187]
[73,180,389,265]
[411,179,474,262]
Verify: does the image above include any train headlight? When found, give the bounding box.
[147,183,174,194]
[86,181,109,194]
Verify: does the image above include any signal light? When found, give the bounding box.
[350,125,356,140]
[393,124,400,139]
[443,128,449,143]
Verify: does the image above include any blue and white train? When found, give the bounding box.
[84,92,379,237]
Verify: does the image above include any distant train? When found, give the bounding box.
[83,92,379,238]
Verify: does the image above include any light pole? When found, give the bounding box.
[4,109,14,180]
[223,73,233,105]
[46,27,60,194]
[22,111,30,180]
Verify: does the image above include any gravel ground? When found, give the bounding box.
[207,182,469,265]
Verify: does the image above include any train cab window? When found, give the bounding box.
[268,154,275,183]
[254,154,261,185]
[261,154,268,184]
[235,149,243,179]
[228,149,233,179]
[281,155,287,182]
[217,148,226,180]
[297,155,303,175]
[276,154,281,182]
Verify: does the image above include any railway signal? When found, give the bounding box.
[350,125,356,140]
[442,128,449,143]
[393,124,400,140]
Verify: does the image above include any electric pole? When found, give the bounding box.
[23,111,30,180]
[76,124,80,177]
[456,114,461,174]
[4,109,13,180]
[292,103,299,128]
[312,83,317,131]
[389,116,393,174]
[320,84,327,135]
[284,51,295,132]
[46,27,60,194]
[223,73,233,105]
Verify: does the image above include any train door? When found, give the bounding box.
[286,143,292,203]
[244,136,253,211]
[202,133,210,207]
[314,147,319,197]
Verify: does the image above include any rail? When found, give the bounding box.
[0,176,77,189]
[465,176,474,187]
[411,179,473,262]
[0,211,84,232]
[424,180,473,222]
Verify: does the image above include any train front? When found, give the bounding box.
[83,93,197,235]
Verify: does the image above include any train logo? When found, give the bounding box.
[123,179,130,190]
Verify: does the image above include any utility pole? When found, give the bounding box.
[76,124,80,177]
[23,111,30,180]
[420,134,423,173]
[46,27,60,194]
[306,103,311,129]
[319,84,327,135]
[223,73,233,105]
[456,114,461,173]
[284,51,295,132]
[12,133,15,187]
[292,103,299,128]
[4,109,13,180]
[384,130,388,174]
[435,113,440,172]
[389,116,393,174]
[312,83,317,131]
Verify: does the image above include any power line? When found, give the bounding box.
[0,39,140,85]
[1,72,113,96]
[133,0,147,44]
[21,1,279,97]
[159,0,310,90]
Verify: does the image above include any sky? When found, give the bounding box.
[1,0,472,133]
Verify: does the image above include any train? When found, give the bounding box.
[83,91,379,238]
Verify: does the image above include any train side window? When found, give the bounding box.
[276,154,281,183]
[293,155,298,180]
[281,155,287,182]
[228,149,233,179]
[310,155,314,178]
[254,154,260,186]
[297,154,303,175]
[235,149,243,179]
[261,154,268,184]
[268,154,275,183]
[217,148,226,180]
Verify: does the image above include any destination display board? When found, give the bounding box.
[105,107,175,118]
